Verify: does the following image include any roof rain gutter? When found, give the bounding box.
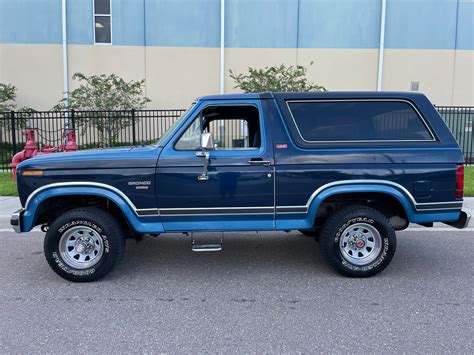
[376,0,387,91]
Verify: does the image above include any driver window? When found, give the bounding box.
[175,105,261,151]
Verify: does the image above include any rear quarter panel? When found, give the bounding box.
[264,92,464,225]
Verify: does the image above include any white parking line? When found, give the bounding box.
[0,228,42,232]
[403,227,474,232]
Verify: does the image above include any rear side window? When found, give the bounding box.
[287,100,434,142]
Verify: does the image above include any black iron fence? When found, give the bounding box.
[0,106,473,172]
[436,106,473,164]
[0,109,186,171]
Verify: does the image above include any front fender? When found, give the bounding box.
[21,184,164,233]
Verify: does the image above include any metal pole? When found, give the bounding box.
[62,0,69,132]
[376,0,387,91]
[220,0,225,94]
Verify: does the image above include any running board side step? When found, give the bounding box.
[191,232,223,252]
[192,244,223,252]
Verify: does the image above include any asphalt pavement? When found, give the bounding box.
[0,227,473,353]
[0,196,473,352]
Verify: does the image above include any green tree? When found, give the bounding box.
[0,83,32,130]
[0,83,17,112]
[55,73,151,146]
[230,62,326,93]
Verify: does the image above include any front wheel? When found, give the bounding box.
[44,207,125,282]
[319,205,396,278]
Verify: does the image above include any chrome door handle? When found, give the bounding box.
[248,159,271,167]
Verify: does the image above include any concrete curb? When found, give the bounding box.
[1,196,473,230]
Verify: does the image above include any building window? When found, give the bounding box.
[94,0,111,44]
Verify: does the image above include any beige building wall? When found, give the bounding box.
[1,44,473,110]
[0,44,63,110]
[67,45,146,90]
[145,47,220,108]
[452,51,474,106]
[224,48,299,93]
[224,48,379,93]
[296,48,379,91]
[382,49,474,106]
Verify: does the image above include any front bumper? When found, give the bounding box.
[10,208,24,233]
[443,210,471,229]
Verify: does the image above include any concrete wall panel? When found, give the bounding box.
[224,48,378,93]
[452,50,474,106]
[382,49,473,105]
[0,44,63,110]
[1,44,472,109]
[145,47,220,108]
[225,0,298,48]
[0,0,62,44]
[68,0,94,45]
[144,0,220,47]
[67,45,146,88]
[224,48,298,92]
[298,0,381,49]
[296,48,379,91]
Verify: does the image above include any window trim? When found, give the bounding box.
[93,0,112,45]
[173,103,263,152]
[285,99,437,143]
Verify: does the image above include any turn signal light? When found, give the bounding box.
[455,164,464,199]
[22,170,43,176]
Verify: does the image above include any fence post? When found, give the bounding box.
[131,109,136,145]
[10,111,17,153]
[70,109,75,130]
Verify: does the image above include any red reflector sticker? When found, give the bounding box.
[276,144,288,149]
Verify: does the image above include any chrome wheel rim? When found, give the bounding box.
[339,222,382,266]
[59,226,104,269]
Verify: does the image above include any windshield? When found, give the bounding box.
[155,102,197,146]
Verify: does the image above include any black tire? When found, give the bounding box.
[319,205,396,278]
[44,207,125,282]
[299,229,320,242]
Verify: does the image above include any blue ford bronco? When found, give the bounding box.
[11,92,470,282]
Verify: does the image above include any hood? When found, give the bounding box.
[17,145,161,170]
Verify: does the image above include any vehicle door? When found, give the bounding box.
[155,99,275,231]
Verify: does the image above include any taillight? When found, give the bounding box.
[456,164,464,199]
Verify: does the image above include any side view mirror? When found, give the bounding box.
[201,132,214,150]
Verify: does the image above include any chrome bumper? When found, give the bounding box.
[443,210,471,229]
[10,208,24,233]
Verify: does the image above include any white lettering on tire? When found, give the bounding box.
[52,252,96,276]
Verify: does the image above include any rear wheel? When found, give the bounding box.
[319,205,396,277]
[44,207,125,282]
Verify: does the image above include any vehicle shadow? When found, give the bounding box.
[112,231,465,282]
[113,232,333,280]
